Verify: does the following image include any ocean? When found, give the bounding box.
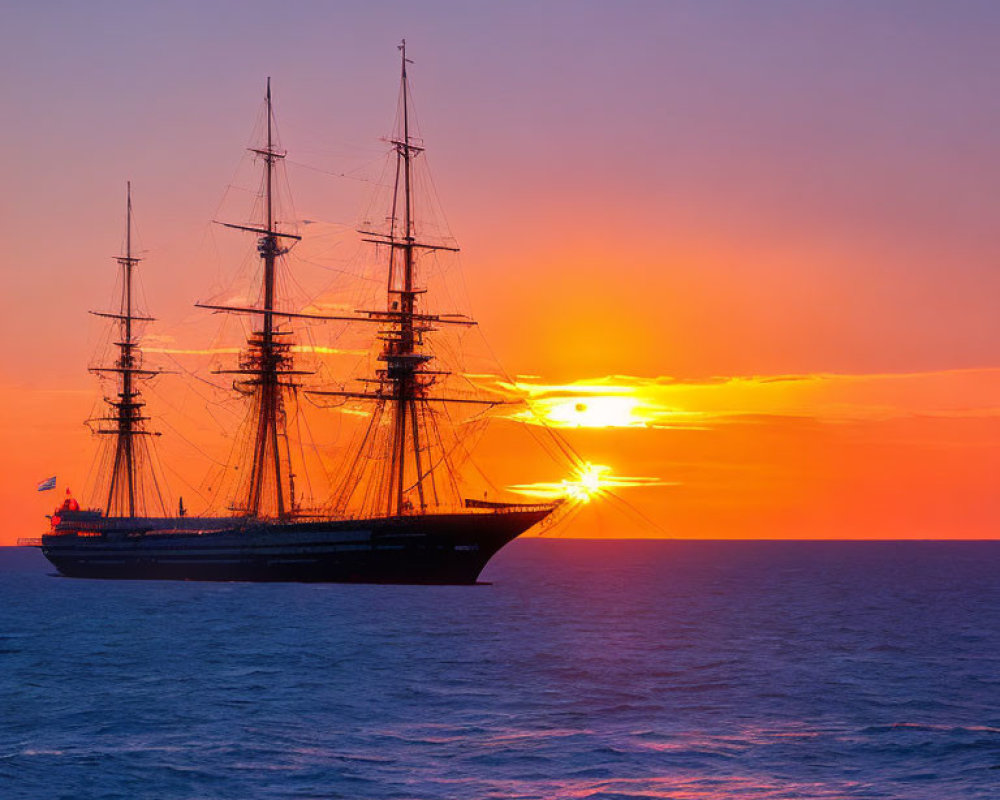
[1,540,998,799]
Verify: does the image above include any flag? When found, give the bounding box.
[37,476,56,492]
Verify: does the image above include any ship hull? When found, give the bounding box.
[39,508,553,584]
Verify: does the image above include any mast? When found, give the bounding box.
[307,41,499,519]
[249,77,285,517]
[393,39,418,515]
[371,38,428,516]
[123,184,136,513]
[91,182,164,517]
[205,79,306,519]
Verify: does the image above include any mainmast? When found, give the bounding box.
[201,80,306,519]
[248,78,287,518]
[90,183,164,517]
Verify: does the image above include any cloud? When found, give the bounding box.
[144,345,365,357]
[477,368,1000,429]
[509,463,678,502]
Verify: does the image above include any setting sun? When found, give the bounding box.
[508,462,672,504]
[540,396,642,428]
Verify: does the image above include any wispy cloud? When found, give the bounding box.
[478,368,1000,429]
[508,463,676,502]
[145,345,365,357]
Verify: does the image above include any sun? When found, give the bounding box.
[543,396,642,428]
[508,462,672,505]
[562,462,614,503]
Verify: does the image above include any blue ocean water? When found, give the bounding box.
[1,540,998,800]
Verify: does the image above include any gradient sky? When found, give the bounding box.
[3,1,1000,541]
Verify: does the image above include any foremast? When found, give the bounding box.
[89,183,166,517]
[199,80,307,519]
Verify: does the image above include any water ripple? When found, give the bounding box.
[1,541,998,799]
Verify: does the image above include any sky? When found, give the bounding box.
[2,0,999,542]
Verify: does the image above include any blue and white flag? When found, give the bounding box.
[36,476,57,492]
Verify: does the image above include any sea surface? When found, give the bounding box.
[1,540,998,799]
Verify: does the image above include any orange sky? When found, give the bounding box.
[3,2,999,541]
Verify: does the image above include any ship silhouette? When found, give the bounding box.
[38,43,559,583]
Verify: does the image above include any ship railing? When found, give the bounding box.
[463,499,561,513]
[17,537,43,547]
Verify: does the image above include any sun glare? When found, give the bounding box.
[564,463,613,502]
[509,462,673,504]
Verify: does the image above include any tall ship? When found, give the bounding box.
[37,45,559,582]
